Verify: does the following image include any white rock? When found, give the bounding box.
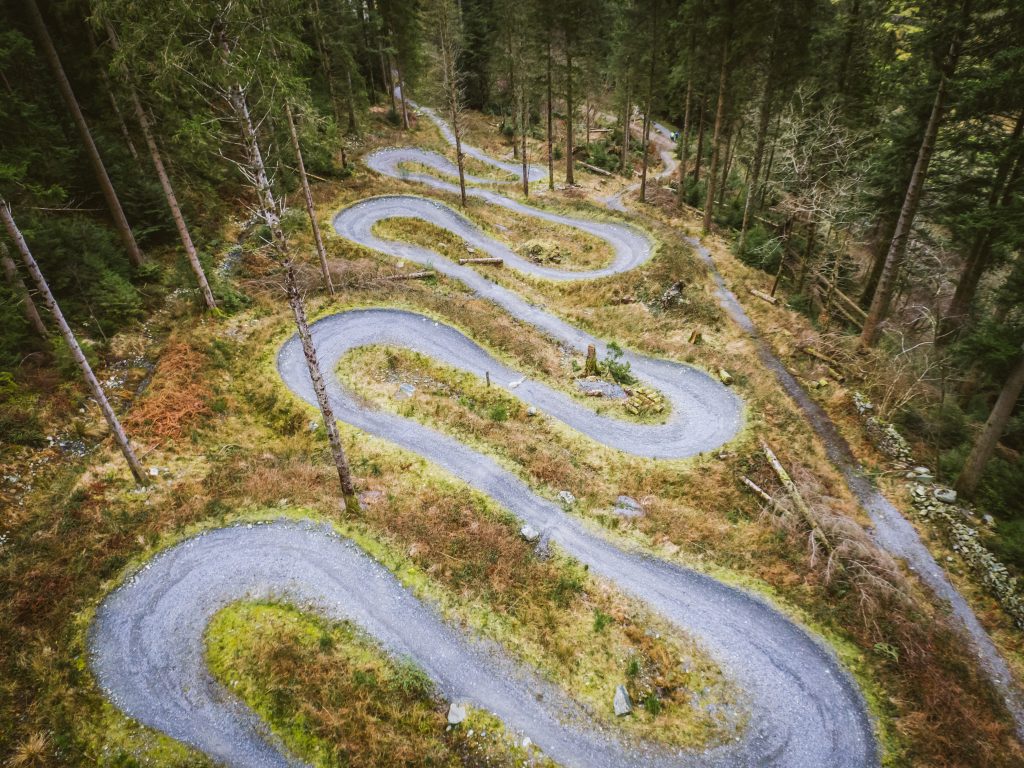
[934,488,957,504]
[447,702,467,725]
[520,524,541,542]
[558,490,576,506]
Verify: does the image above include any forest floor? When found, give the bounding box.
[1,104,1023,768]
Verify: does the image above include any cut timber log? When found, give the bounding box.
[748,288,778,305]
[579,161,613,177]
[457,257,503,266]
[380,270,435,282]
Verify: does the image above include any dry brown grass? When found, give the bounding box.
[125,340,212,441]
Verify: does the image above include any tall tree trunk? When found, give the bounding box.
[639,111,651,202]
[546,36,554,190]
[1,245,48,337]
[397,63,410,129]
[797,219,817,292]
[703,34,731,232]
[939,113,1024,342]
[739,73,774,250]
[26,0,143,267]
[104,21,216,311]
[285,103,335,295]
[620,73,631,172]
[955,348,1024,498]
[565,47,575,185]
[284,258,359,512]
[860,6,966,346]
[693,95,706,183]
[1,200,146,484]
[719,121,735,202]
[219,36,359,510]
[677,78,692,205]
[521,83,529,197]
[585,99,591,146]
[639,40,656,203]
[86,24,139,162]
[836,0,862,95]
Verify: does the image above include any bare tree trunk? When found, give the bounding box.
[86,24,139,162]
[770,217,794,296]
[565,47,575,185]
[693,95,706,183]
[620,73,631,172]
[703,35,730,232]
[26,0,144,267]
[285,103,335,295]
[104,21,217,311]
[955,348,1024,498]
[1,245,48,337]
[740,76,775,250]
[797,219,817,292]
[860,6,966,346]
[397,64,410,129]
[284,258,359,512]
[1,200,146,484]
[220,35,359,510]
[939,112,1024,342]
[639,41,655,203]
[546,35,554,189]
[677,78,691,205]
[521,84,529,197]
[586,100,591,146]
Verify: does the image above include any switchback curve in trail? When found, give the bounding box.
[89,102,879,768]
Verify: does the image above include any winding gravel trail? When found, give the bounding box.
[89,104,881,767]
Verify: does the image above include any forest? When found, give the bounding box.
[1,0,1024,766]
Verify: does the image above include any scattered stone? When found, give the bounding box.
[934,488,957,505]
[613,495,644,518]
[520,524,541,542]
[522,737,532,749]
[558,490,576,506]
[508,376,526,389]
[447,702,467,725]
[395,383,416,400]
[526,406,538,417]
[148,467,160,477]
[308,420,320,432]
[983,514,996,527]
[913,466,931,476]
[613,685,633,716]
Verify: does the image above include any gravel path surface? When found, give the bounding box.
[89,103,880,768]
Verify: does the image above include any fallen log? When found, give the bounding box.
[379,270,435,282]
[748,288,779,305]
[800,346,840,368]
[457,257,503,266]
[579,161,614,177]
[741,476,776,505]
[759,438,832,554]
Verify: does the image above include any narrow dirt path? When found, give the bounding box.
[636,123,1024,733]
[89,103,879,768]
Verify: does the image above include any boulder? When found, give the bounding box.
[520,524,541,542]
[558,490,576,506]
[447,702,467,725]
[613,685,633,716]
[613,495,644,518]
[934,488,957,505]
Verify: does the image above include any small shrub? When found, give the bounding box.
[604,342,635,385]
